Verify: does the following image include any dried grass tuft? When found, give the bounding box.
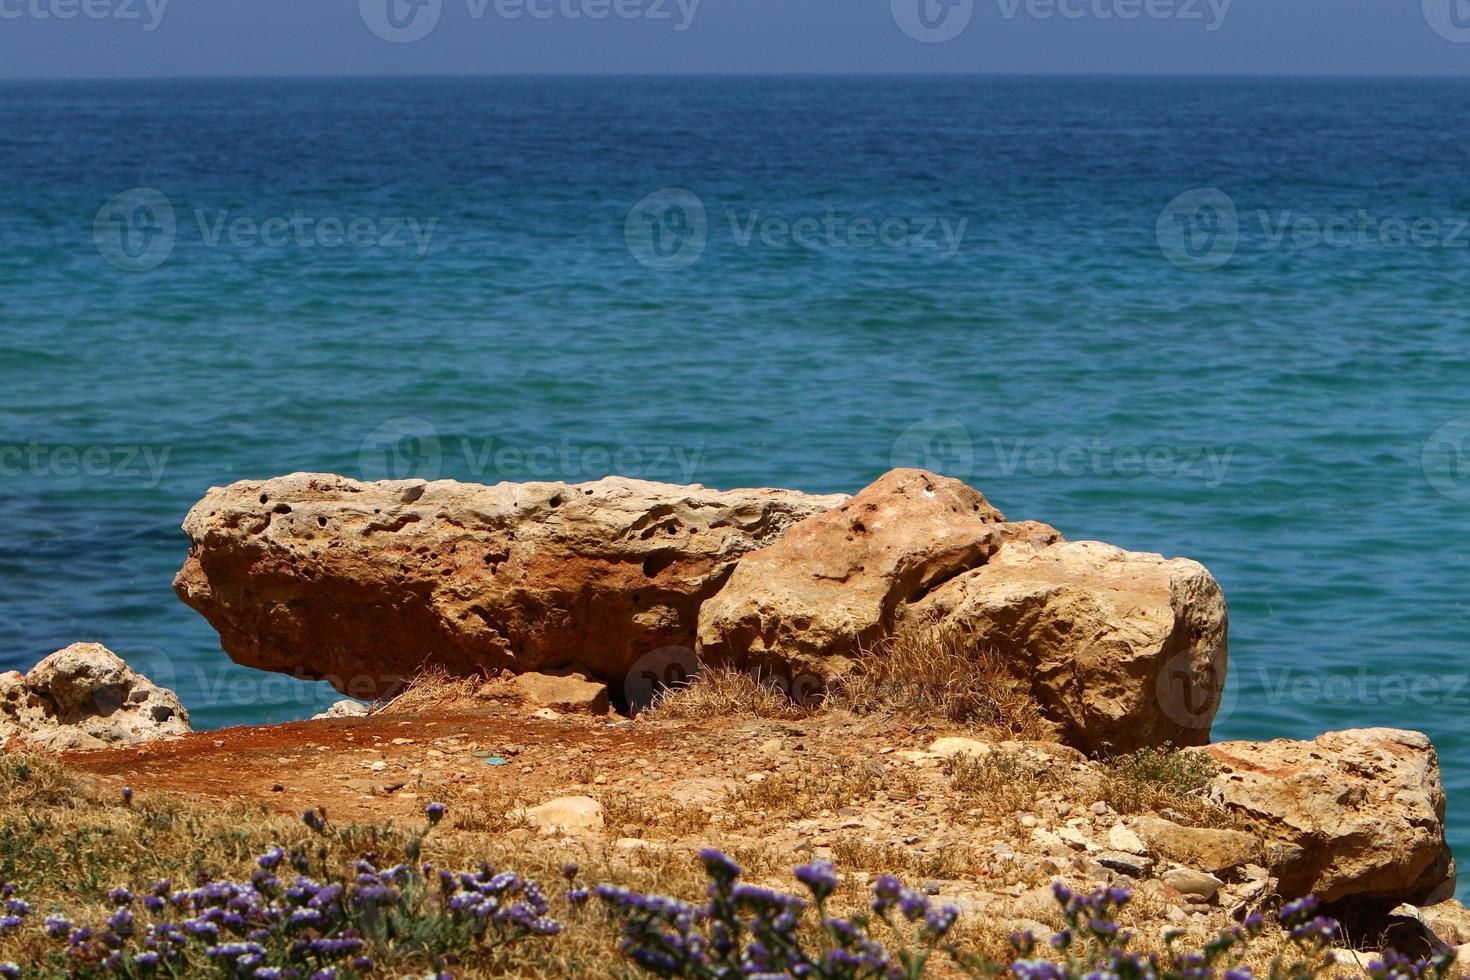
[376,664,488,715]
[643,666,810,722]
[825,622,1058,741]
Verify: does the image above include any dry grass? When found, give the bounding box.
[376,664,488,715]
[0,752,1376,979]
[599,795,713,838]
[724,758,921,826]
[643,665,811,722]
[0,753,90,809]
[1099,747,1236,828]
[944,751,1064,819]
[830,837,988,881]
[825,623,1058,741]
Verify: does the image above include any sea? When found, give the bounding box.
[2,75,1468,886]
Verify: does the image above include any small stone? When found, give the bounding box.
[524,796,604,836]
[927,737,993,760]
[1096,851,1154,879]
[1161,869,1223,903]
[1108,823,1147,855]
[313,700,368,720]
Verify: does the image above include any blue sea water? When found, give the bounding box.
[2,75,1469,883]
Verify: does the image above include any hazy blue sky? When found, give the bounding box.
[2,0,1470,79]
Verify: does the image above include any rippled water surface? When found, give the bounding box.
[2,75,1469,884]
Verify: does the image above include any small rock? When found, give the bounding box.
[1056,826,1100,853]
[1130,816,1262,875]
[615,838,655,851]
[1096,851,1154,879]
[1108,823,1147,855]
[313,700,368,720]
[927,737,993,760]
[524,796,604,836]
[1160,869,1222,903]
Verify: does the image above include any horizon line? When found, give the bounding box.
[5,69,1470,83]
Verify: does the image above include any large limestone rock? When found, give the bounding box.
[904,540,1228,753]
[0,643,190,750]
[1205,729,1455,908]
[696,469,1012,677]
[175,473,843,699]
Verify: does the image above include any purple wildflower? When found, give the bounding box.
[794,861,839,903]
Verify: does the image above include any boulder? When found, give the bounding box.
[1129,816,1263,875]
[1,643,190,749]
[1205,729,1456,907]
[513,670,609,715]
[904,540,1228,754]
[696,469,1010,677]
[175,473,843,700]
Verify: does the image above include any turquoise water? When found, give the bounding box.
[2,76,1469,879]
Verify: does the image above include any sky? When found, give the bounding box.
[1,0,1469,79]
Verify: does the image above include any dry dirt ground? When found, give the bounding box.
[51,705,1275,944]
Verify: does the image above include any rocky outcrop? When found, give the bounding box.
[175,473,843,700]
[1,643,190,751]
[696,469,1014,677]
[904,541,1229,754]
[175,469,1229,753]
[1205,729,1456,908]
